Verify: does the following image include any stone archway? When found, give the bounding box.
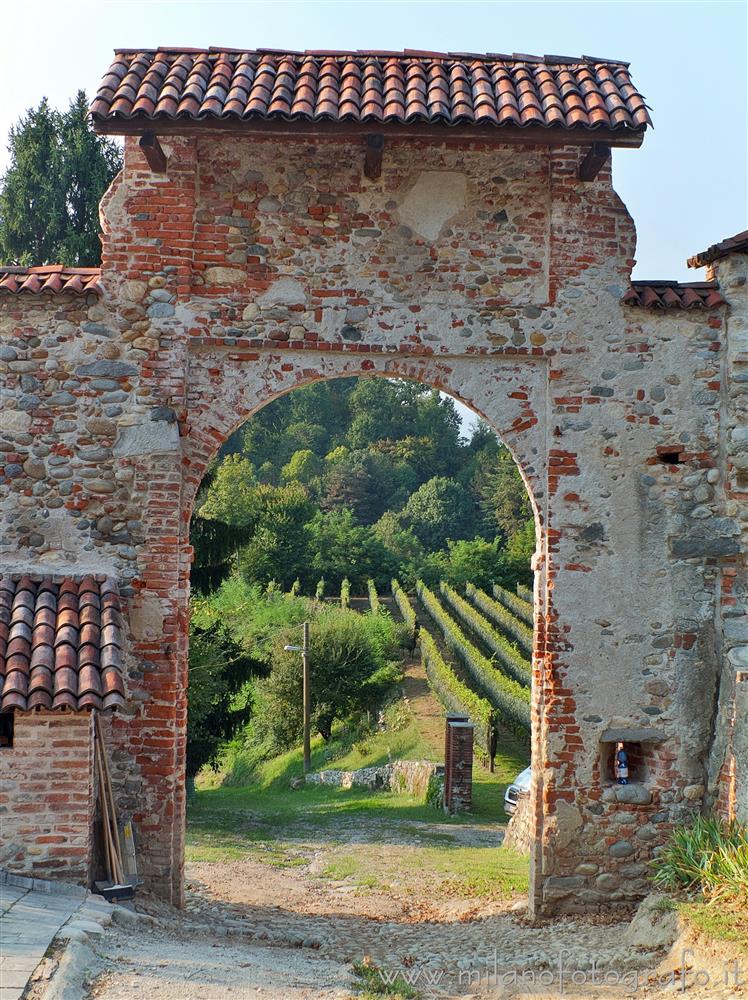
[177,351,550,909]
[1,46,744,914]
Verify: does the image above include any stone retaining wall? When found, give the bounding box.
[305,760,439,798]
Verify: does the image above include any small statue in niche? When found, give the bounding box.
[614,741,630,785]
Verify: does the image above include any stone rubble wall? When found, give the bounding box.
[503,792,533,855]
[0,132,745,914]
[305,760,438,799]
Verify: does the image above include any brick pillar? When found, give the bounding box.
[444,719,473,814]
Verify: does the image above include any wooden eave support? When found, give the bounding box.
[139,132,167,173]
[578,142,611,181]
[94,117,646,151]
[364,134,384,180]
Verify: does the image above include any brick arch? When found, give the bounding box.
[174,347,551,908]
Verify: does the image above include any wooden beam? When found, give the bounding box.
[139,132,167,173]
[93,116,645,151]
[578,142,611,181]
[364,134,384,179]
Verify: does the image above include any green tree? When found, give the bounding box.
[474,445,532,538]
[401,475,477,550]
[238,482,314,588]
[186,619,257,778]
[308,509,397,590]
[199,455,260,528]
[57,91,123,265]
[0,92,122,266]
[0,99,65,264]
[281,448,323,486]
[256,607,400,745]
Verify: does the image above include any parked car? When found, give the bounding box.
[504,765,531,815]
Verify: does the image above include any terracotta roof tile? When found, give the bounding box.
[91,49,651,135]
[687,229,748,269]
[0,577,126,713]
[622,281,726,310]
[0,266,102,296]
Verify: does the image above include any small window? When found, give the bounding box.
[0,712,14,748]
[606,740,645,784]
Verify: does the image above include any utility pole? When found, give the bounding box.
[302,622,311,774]
[285,622,311,774]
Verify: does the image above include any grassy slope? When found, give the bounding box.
[188,682,531,899]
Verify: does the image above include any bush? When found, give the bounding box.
[441,582,531,688]
[652,816,748,901]
[186,619,257,777]
[466,583,533,656]
[253,606,400,749]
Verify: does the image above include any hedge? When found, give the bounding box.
[517,582,533,604]
[367,579,381,614]
[417,581,531,735]
[440,583,531,688]
[466,583,533,656]
[492,583,533,627]
[391,580,497,761]
[420,629,497,762]
[391,578,416,630]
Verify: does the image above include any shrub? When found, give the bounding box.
[367,578,380,614]
[652,816,748,901]
[491,583,533,627]
[340,577,351,608]
[466,583,533,656]
[315,577,325,600]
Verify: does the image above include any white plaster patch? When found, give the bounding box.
[130,592,165,641]
[397,171,468,241]
[113,418,180,457]
[257,278,308,307]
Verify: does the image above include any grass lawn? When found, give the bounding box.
[678,896,748,952]
[187,691,531,900]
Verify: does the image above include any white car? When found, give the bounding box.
[504,765,531,815]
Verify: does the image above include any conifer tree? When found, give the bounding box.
[0,91,122,266]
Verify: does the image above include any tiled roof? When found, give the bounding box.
[687,229,748,269]
[0,577,126,713]
[622,281,726,310]
[90,49,651,135]
[0,266,102,296]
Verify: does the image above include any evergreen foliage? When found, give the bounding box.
[0,92,122,266]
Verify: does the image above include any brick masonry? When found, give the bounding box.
[0,132,745,915]
[0,712,94,880]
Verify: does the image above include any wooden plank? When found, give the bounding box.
[578,142,611,180]
[95,117,645,150]
[139,132,167,172]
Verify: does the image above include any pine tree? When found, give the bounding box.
[57,91,123,266]
[0,99,66,264]
[0,92,122,266]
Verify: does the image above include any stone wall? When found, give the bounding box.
[0,713,93,881]
[504,792,533,855]
[305,760,438,798]
[0,131,745,914]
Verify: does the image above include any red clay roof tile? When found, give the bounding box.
[0,266,102,297]
[622,281,726,310]
[90,49,651,135]
[0,576,125,713]
[687,230,748,269]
